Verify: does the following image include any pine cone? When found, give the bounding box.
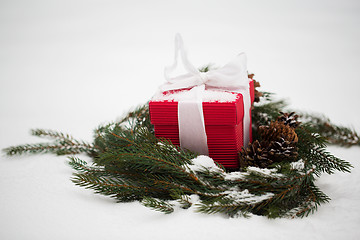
[277,112,300,128]
[239,140,273,169]
[259,121,298,143]
[267,137,298,162]
[242,118,300,169]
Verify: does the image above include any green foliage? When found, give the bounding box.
[198,64,214,73]
[4,129,95,156]
[142,197,175,214]
[300,113,360,147]
[2,90,355,219]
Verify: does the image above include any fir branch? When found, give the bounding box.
[170,190,193,209]
[117,104,154,134]
[292,183,331,218]
[68,157,109,176]
[4,142,93,156]
[309,147,353,175]
[31,129,75,141]
[3,129,95,157]
[300,113,360,147]
[252,92,287,122]
[296,123,327,149]
[70,171,149,202]
[197,203,251,218]
[141,197,174,214]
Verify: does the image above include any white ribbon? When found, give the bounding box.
[160,34,251,155]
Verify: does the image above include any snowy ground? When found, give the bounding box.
[1,0,360,239]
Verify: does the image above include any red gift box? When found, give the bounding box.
[149,80,255,169]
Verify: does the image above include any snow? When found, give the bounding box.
[290,159,305,170]
[1,0,360,239]
[224,171,249,181]
[247,166,284,178]
[152,89,239,102]
[222,188,274,205]
[186,155,224,173]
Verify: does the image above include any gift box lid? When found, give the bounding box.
[149,90,244,126]
[149,79,255,126]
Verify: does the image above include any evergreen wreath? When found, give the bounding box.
[3,74,357,218]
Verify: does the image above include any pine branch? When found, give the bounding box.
[197,202,251,218]
[4,142,93,156]
[3,129,95,157]
[169,190,193,209]
[31,129,75,141]
[309,147,353,175]
[300,113,360,147]
[291,183,331,218]
[141,197,174,214]
[117,104,154,134]
[71,172,144,202]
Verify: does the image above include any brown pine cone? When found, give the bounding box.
[259,121,298,143]
[277,112,300,128]
[267,136,298,162]
[239,140,273,169]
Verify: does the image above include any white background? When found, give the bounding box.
[1,0,360,239]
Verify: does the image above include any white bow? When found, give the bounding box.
[161,34,249,93]
[158,34,251,155]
